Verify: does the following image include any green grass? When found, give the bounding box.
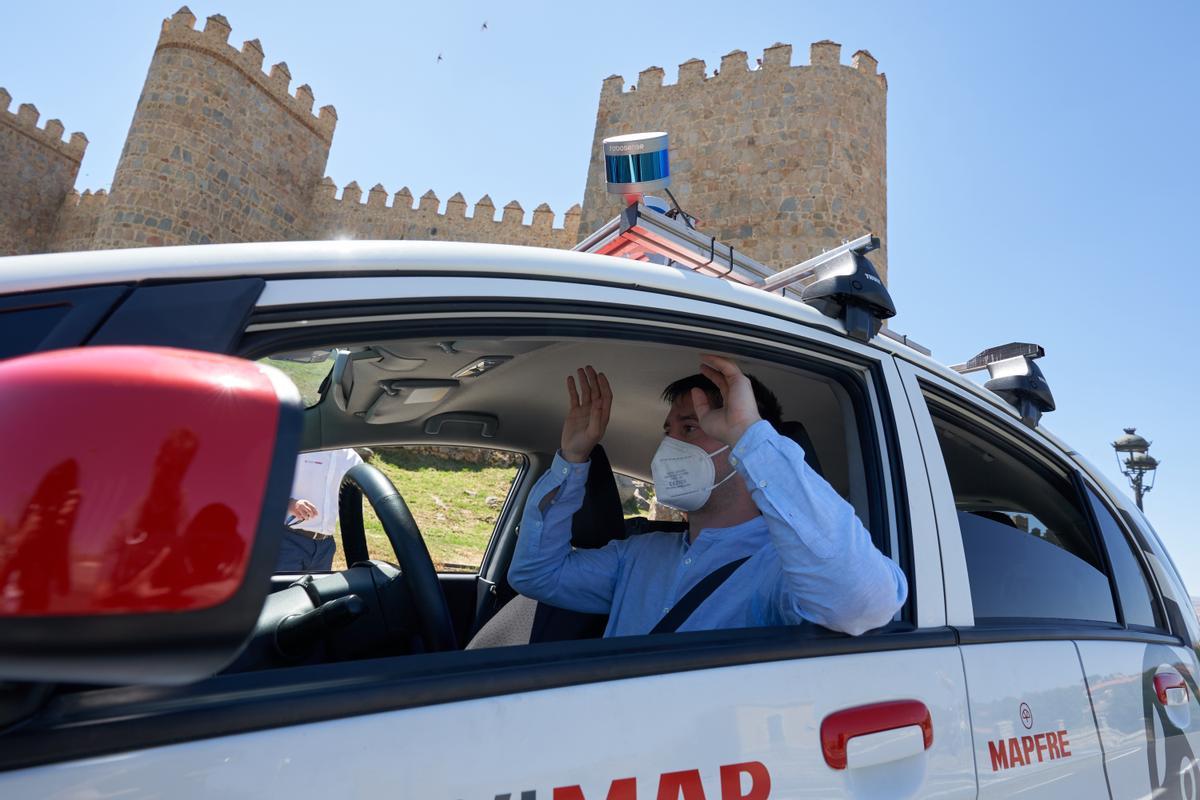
[262,357,332,407]
[332,448,521,573]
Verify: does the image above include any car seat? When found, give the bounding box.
[465,444,624,649]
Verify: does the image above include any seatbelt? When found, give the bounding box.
[650,556,751,635]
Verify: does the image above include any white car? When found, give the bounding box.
[0,229,1195,799]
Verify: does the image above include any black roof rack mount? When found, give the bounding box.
[952,342,1055,428]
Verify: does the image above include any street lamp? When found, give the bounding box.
[1112,427,1159,511]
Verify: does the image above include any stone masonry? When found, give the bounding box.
[0,89,87,256]
[92,9,336,249]
[0,9,888,281]
[582,42,888,280]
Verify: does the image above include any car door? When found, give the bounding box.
[1071,475,1200,799]
[2,269,976,798]
[242,271,975,799]
[898,359,1112,797]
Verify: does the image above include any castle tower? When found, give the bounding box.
[579,42,889,281]
[92,8,337,249]
[0,89,88,256]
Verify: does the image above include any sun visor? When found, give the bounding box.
[364,379,459,424]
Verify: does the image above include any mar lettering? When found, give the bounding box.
[493,761,771,800]
[988,730,1072,772]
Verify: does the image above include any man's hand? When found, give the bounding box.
[693,354,762,446]
[288,498,318,522]
[561,365,612,463]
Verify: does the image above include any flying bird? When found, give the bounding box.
[436,53,443,63]
[481,21,488,31]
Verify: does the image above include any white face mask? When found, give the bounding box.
[650,437,736,512]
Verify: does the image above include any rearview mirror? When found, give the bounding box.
[0,346,301,685]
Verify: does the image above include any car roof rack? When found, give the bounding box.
[575,201,925,351]
[951,342,1056,428]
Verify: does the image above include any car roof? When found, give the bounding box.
[0,239,842,326]
[2,239,1080,459]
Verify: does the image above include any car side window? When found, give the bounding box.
[335,445,524,573]
[1083,484,1164,630]
[928,405,1117,625]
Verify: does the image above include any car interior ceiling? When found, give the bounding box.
[301,336,862,508]
[932,416,1096,558]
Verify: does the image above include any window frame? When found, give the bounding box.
[922,386,1124,630]
[239,307,914,615]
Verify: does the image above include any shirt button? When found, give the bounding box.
[758,480,768,488]
[684,557,692,565]
[663,607,671,614]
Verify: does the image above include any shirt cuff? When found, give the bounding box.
[728,419,777,467]
[551,450,592,479]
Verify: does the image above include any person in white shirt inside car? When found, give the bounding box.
[508,355,907,636]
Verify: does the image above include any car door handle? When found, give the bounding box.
[1155,669,1189,707]
[821,699,933,770]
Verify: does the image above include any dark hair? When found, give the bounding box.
[661,373,783,431]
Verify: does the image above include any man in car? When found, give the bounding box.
[508,355,907,636]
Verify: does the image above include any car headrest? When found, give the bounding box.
[570,444,626,549]
[778,420,825,478]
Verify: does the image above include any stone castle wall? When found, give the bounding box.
[581,41,888,279]
[1,7,888,284]
[48,189,107,253]
[0,89,87,256]
[93,8,336,249]
[312,180,581,249]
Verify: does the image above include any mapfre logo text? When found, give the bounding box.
[987,730,1073,771]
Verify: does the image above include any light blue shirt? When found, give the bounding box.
[508,420,908,637]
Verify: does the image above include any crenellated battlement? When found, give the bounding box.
[603,41,887,96]
[65,187,110,208]
[47,188,108,253]
[320,179,581,233]
[0,88,88,162]
[3,9,886,275]
[155,6,336,142]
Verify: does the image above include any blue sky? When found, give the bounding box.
[4,2,1198,585]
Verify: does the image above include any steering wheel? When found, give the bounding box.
[337,463,458,651]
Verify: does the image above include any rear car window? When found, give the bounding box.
[1083,484,1163,630]
[928,406,1117,625]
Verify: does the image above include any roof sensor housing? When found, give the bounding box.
[603,132,670,205]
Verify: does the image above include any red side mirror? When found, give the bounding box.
[0,347,301,684]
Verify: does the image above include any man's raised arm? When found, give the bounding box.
[694,355,907,635]
[507,366,624,614]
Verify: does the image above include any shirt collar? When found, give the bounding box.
[682,514,766,551]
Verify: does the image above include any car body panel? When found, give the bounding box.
[1078,639,1200,799]
[0,648,976,800]
[960,641,1109,796]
